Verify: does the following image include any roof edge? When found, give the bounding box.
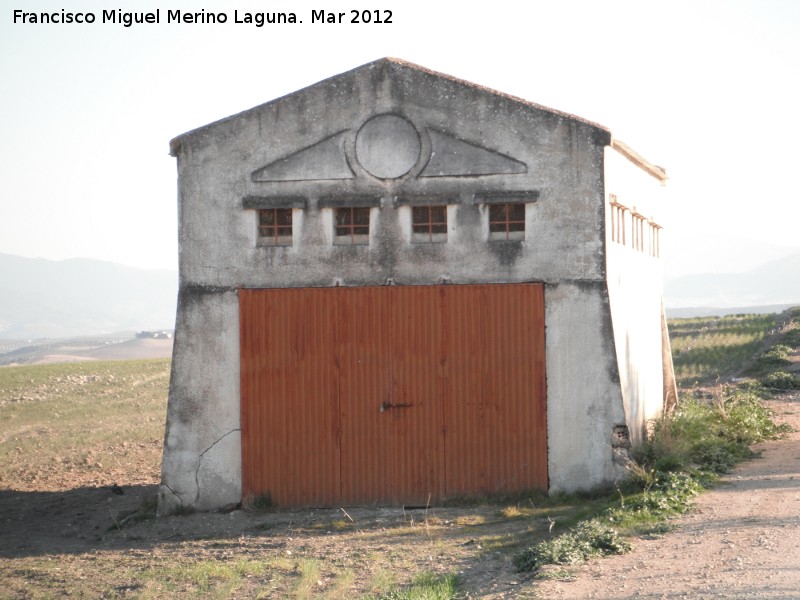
[610,138,668,184]
[381,58,611,134]
[169,58,612,157]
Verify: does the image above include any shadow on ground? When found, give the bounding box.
[0,484,158,558]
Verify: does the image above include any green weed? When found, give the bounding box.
[783,325,800,348]
[762,371,800,390]
[368,572,459,600]
[644,387,791,474]
[514,520,631,572]
[293,558,321,599]
[607,472,703,532]
[751,345,793,374]
[143,558,270,597]
[515,382,790,574]
[533,568,575,581]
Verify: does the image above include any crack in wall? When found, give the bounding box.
[161,482,179,499]
[158,482,183,516]
[194,428,241,504]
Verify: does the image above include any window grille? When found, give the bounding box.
[412,205,447,243]
[334,207,370,245]
[258,208,293,246]
[488,203,525,241]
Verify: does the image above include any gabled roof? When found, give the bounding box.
[377,58,611,132]
[169,58,611,157]
[169,58,666,183]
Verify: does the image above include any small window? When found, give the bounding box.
[488,203,525,241]
[334,207,370,245]
[258,208,293,246]
[609,198,627,246]
[412,205,447,243]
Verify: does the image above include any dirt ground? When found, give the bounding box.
[535,391,800,600]
[1,391,799,597]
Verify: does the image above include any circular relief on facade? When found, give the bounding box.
[355,114,421,179]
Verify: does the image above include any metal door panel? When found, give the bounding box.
[239,288,340,506]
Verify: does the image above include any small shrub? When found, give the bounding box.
[647,388,791,476]
[762,371,800,390]
[689,440,749,473]
[783,329,800,349]
[770,344,793,357]
[725,388,793,441]
[752,345,793,373]
[634,472,702,512]
[514,520,631,572]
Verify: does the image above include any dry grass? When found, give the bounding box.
[0,358,169,491]
[669,313,777,385]
[0,358,580,598]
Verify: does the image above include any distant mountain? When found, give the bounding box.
[665,253,800,309]
[2,250,797,338]
[0,254,177,339]
[663,234,800,280]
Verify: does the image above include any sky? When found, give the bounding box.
[1,0,798,276]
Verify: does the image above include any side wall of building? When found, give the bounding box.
[604,146,668,446]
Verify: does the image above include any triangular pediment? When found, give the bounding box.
[251,117,528,182]
[172,59,611,159]
[251,132,353,182]
[420,130,527,178]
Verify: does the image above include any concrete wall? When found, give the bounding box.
[171,60,609,289]
[546,281,629,492]
[158,288,242,513]
[160,59,639,512]
[604,146,668,446]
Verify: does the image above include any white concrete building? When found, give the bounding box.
[159,58,676,514]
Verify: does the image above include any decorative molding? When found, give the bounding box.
[421,129,527,178]
[250,118,529,184]
[395,194,460,206]
[242,196,307,209]
[318,195,382,208]
[474,191,540,204]
[252,132,353,182]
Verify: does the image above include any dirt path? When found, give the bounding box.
[535,391,800,600]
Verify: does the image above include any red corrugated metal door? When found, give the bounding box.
[338,286,444,505]
[442,284,548,496]
[240,283,546,506]
[239,289,340,506]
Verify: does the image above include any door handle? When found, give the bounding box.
[380,401,412,412]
